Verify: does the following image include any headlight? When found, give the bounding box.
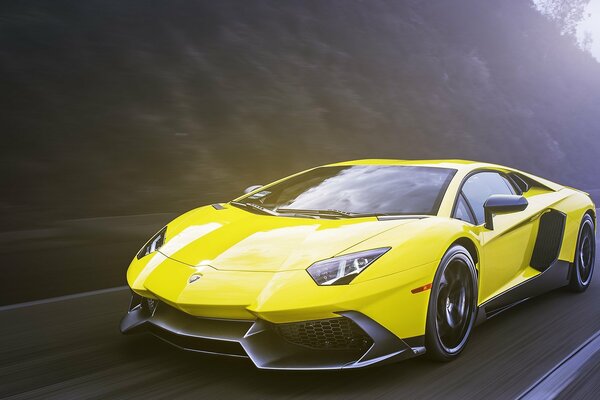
[137,227,167,259]
[306,248,390,286]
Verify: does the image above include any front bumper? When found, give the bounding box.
[121,295,425,370]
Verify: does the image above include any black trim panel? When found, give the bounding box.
[149,325,247,356]
[121,303,423,370]
[478,259,571,321]
[403,335,425,347]
[530,210,566,272]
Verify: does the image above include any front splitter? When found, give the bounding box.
[121,299,424,370]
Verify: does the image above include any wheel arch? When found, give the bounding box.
[551,191,595,263]
[424,236,479,360]
[450,237,479,269]
[584,208,596,228]
[572,208,596,262]
[566,207,596,262]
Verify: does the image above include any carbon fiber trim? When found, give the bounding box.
[120,302,422,369]
[478,259,571,320]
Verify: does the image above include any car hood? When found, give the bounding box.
[157,205,420,272]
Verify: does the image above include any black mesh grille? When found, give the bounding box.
[531,210,566,271]
[276,317,373,350]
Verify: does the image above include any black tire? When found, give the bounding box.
[568,214,595,292]
[425,245,478,361]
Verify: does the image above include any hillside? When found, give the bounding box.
[2,0,599,228]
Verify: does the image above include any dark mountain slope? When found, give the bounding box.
[1,0,599,228]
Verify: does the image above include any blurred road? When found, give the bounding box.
[1,249,599,399]
[0,213,176,305]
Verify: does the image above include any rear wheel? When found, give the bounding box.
[425,245,478,361]
[568,214,595,292]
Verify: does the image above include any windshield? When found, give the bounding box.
[237,165,456,216]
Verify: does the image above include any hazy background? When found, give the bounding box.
[2,0,600,303]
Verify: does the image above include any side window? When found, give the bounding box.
[455,193,476,224]
[461,172,516,224]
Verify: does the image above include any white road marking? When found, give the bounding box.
[0,285,128,312]
[517,330,600,399]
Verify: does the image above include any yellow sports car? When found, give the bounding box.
[121,160,596,369]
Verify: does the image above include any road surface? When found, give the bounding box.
[1,261,599,399]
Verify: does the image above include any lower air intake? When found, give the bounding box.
[276,317,373,350]
[148,326,247,357]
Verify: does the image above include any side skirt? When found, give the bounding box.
[476,259,571,324]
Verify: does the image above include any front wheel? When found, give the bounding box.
[425,245,478,361]
[568,214,595,292]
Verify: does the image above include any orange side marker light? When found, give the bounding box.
[411,283,432,294]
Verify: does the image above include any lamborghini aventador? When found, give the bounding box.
[121,160,596,369]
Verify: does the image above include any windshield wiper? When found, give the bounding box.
[276,208,359,218]
[230,201,279,216]
[373,214,428,221]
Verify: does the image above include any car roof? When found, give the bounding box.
[327,159,501,172]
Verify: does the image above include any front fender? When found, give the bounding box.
[347,217,480,284]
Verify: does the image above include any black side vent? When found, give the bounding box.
[530,210,566,271]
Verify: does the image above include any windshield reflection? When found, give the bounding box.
[241,165,456,216]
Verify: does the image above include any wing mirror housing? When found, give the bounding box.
[243,185,263,195]
[483,194,528,230]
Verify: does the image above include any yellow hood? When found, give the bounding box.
[157,205,418,272]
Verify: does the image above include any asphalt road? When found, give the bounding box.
[1,259,599,399]
[0,213,175,305]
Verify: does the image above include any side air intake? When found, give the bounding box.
[530,210,566,271]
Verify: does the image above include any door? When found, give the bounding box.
[459,171,535,303]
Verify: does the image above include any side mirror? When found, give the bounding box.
[483,194,528,230]
[243,185,263,194]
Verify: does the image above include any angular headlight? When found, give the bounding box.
[307,248,390,286]
[137,227,167,259]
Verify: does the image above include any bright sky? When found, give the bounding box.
[576,0,600,62]
[532,0,600,62]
